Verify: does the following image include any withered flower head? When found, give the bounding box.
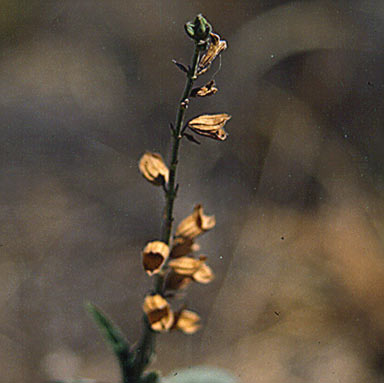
[198,32,227,75]
[143,294,174,332]
[171,237,200,258]
[175,204,216,239]
[139,152,169,186]
[173,309,201,334]
[142,241,170,276]
[190,80,218,98]
[187,113,231,141]
[168,255,214,284]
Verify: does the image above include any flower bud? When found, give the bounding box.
[184,14,212,44]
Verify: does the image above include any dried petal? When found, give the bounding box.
[142,241,170,276]
[198,33,227,75]
[168,255,214,284]
[143,294,174,332]
[168,256,201,276]
[171,237,200,258]
[139,152,169,186]
[190,80,218,97]
[193,261,214,284]
[173,310,201,334]
[175,204,216,239]
[187,114,231,141]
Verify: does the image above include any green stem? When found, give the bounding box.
[156,43,201,292]
[133,43,201,381]
[131,316,156,381]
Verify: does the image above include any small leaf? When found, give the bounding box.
[165,367,238,383]
[86,302,131,357]
[184,22,195,39]
[172,60,189,74]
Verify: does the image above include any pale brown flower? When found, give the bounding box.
[139,152,169,186]
[173,309,201,334]
[198,32,227,75]
[187,113,231,141]
[168,255,214,284]
[143,294,174,332]
[175,204,216,239]
[142,241,170,276]
[190,80,218,97]
[170,237,200,258]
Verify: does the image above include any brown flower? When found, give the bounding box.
[175,204,216,239]
[143,294,174,332]
[139,152,169,186]
[165,270,193,290]
[170,237,200,258]
[168,255,214,284]
[198,32,227,76]
[187,114,231,141]
[190,80,218,97]
[173,310,201,334]
[142,241,170,276]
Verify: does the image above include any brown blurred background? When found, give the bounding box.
[1,0,384,382]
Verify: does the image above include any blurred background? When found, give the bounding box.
[1,0,384,382]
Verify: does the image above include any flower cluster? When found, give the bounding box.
[138,16,230,336]
[140,204,215,333]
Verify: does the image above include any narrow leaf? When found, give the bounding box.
[172,60,189,74]
[86,302,130,355]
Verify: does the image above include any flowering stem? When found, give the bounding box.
[156,43,201,292]
[133,43,201,381]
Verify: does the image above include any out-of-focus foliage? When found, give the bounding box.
[2,0,384,382]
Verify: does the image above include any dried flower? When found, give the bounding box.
[187,113,231,141]
[142,241,170,276]
[168,255,214,284]
[175,204,216,239]
[139,152,169,186]
[190,80,218,97]
[198,32,227,75]
[173,310,201,334]
[143,294,174,332]
[171,237,200,258]
[165,270,193,290]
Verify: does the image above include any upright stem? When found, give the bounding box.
[132,43,201,382]
[156,44,201,293]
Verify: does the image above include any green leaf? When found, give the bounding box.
[165,367,238,383]
[184,22,195,39]
[86,302,131,357]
